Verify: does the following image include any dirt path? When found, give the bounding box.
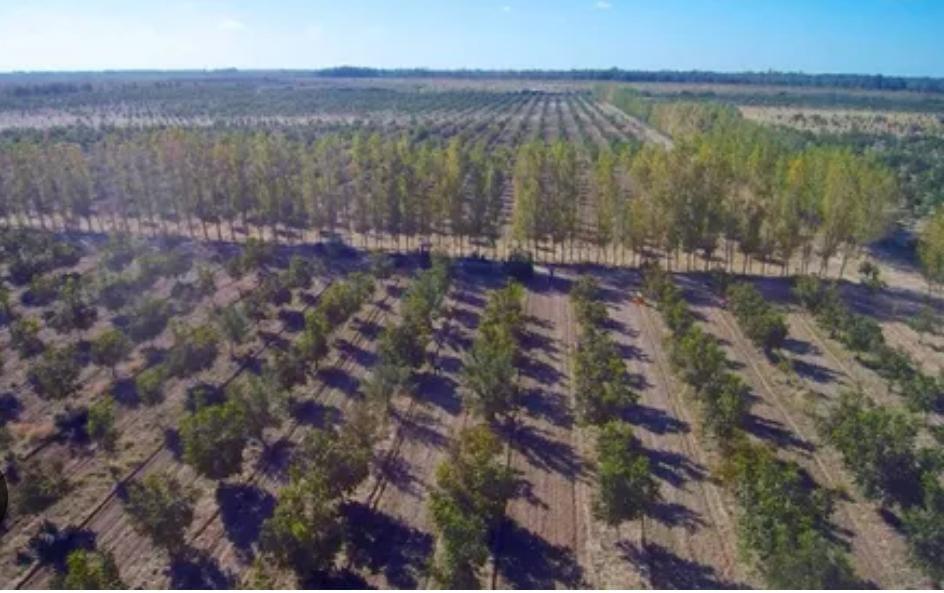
[599,269,753,587]
[491,270,591,589]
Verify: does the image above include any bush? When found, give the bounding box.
[55,549,125,589]
[124,473,195,553]
[49,278,97,332]
[215,304,250,356]
[594,420,658,525]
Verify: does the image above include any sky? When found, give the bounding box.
[0,0,942,77]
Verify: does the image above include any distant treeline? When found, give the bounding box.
[2,67,944,94]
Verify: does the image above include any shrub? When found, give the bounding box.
[55,549,125,589]
[123,473,195,553]
[215,304,250,356]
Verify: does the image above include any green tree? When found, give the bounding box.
[124,473,195,553]
[179,401,247,479]
[594,420,658,525]
[87,395,118,450]
[91,329,130,377]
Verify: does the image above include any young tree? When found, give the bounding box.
[179,400,248,479]
[87,395,118,450]
[91,329,130,377]
[594,420,658,525]
[214,304,250,356]
[123,473,195,553]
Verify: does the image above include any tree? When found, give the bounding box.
[902,473,944,584]
[11,316,44,357]
[227,374,286,447]
[429,425,515,588]
[919,206,944,292]
[214,304,250,356]
[124,473,195,553]
[56,549,125,589]
[259,475,343,577]
[87,395,118,450]
[91,329,130,376]
[594,420,658,525]
[29,345,80,400]
[135,364,167,406]
[179,400,247,479]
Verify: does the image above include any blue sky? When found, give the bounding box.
[0,0,941,76]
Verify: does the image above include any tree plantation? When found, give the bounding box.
[0,73,941,590]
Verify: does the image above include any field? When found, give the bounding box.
[0,74,942,589]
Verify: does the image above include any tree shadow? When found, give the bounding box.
[0,392,22,425]
[620,540,744,589]
[289,399,339,428]
[216,482,275,558]
[743,413,815,455]
[277,309,305,333]
[495,518,584,588]
[110,378,140,407]
[506,421,584,480]
[627,403,688,436]
[317,367,360,397]
[413,371,461,416]
[26,521,96,572]
[167,548,234,589]
[342,502,433,589]
[643,446,707,489]
[395,407,449,451]
[791,358,840,385]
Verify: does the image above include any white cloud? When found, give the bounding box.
[595,1,612,9]
[218,18,247,32]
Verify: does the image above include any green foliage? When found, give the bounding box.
[593,420,658,525]
[29,345,80,400]
[126,297,172,342]
[11,316,44,357]
[429,425,515,588]
[87,395,118,450]
[570,276,608,328]
[49,277,97,332]
[362,361,412,407]
[819,390,921,504]
[56,549,125,589]
[902,474,944,584]
[165,322,219,378]
[226,374,286,444]
[135,364,167,405]
[214,303,250,354]
[259,475,343,577]
[858,260,886,293]
[283,255,315,289]
[14,460,68,515]
[726,282,788,352]
[723,443,855,588]
[573,328,637,425]
[179,399,247,479]
[91,328,130,374]
[463,282,524,422]
[124,473,195,553]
